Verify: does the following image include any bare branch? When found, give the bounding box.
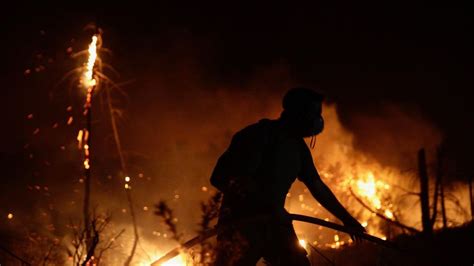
[349,187,420,234]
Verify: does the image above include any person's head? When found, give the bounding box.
[280,87,325,137]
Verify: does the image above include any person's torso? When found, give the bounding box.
[220,119,304,221]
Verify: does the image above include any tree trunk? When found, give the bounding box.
[440,172,447,229]
[430,148,442,227]
[469,176,473,221]
[418,149,432,236]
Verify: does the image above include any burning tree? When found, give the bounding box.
[74,29,140,265]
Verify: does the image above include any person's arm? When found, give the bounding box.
[298,142,365,239]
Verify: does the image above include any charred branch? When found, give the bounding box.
[349,187,419,234]
[418,149,432,236]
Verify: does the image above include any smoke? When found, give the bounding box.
[337,103,442,170]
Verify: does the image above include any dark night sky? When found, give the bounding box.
[2,4,473,173]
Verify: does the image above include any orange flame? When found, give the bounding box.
[82,35,98,88]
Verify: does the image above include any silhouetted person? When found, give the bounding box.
[210,88,365,266]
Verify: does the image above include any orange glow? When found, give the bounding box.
[298,239,307,249]
[77,130,83,148]
[355,172,382,209]
[140,251,187,266]
[353,171,395,224]
[83,159,90,169]
[384,209,394,219]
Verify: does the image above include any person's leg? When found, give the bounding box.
[263,224,310,266]
[214,225,263,266]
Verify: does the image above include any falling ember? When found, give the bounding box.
[83,159,90,169]
[81,35,98,88]
[7,213,13,220]
[77,130,83,148]
[125,176,131,182]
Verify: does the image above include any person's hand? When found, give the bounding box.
[343,217,366,243]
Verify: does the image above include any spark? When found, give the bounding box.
[7,213,13,219]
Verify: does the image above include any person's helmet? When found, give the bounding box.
[282,87,325,136]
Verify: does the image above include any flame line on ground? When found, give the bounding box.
[150,214,400,266]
